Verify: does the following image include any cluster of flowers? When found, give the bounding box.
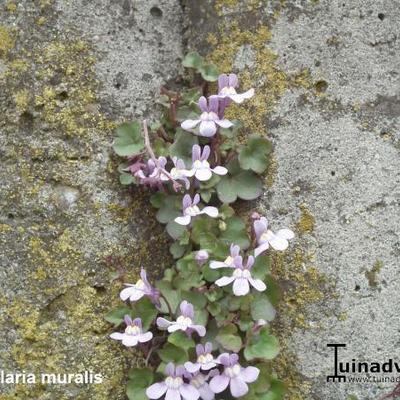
[112,276,260,400]
[128,74,253,191]
[111,73,294,400]
[111,216,293,399]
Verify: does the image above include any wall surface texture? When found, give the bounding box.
[1,1,399,399]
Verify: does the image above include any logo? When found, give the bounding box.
[326,344,400,384]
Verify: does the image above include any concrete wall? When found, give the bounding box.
[1,0,399,399]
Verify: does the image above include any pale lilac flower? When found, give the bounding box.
[217,74,255,104]
[157,301,206,337]
[135,156,168,188]
[160,157,191,189]
[187,370,219,400]
[209,353,259,398]
[146,363,199,400]
[209,244,240,269]
[253,216,294,257]
[185,343,218,373]
[187,145,227,182]
[181,96,233,137]
[110,316,153,347]
[215,255,266,296]
[195,250,209,266]
[175,194,218,226]
[120,268,160,305]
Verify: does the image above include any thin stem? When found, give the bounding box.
[142,120,182,190]
[158,292,174,318]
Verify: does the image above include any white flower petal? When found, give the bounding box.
[254,242,269,257]
[138,331,153,343]
[175,215,192,226]
[195,168,213,181]
[110,332,124,341]
[215,119,233,128]
[201,206,218,218]
[269,235,289,251]
[181,119,200,130]
[215,276,235,287]
[209,261,228,269]
[120,286,144,302]
[122,335,139,347]
[199,120,217,137]
[276,228,295,240]
[233,278,250,296]
[212,166,228,176]
[248,278,267,292]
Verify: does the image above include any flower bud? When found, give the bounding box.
[195,250,209,266]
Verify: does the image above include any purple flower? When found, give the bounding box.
[187,145,227,182]
[157,301,206,337]
[217,74,254,104]
[135,156,168,188]
[185,343,218,373]
[215,255,266,296]
[195,250,209,266]
[146,363,199,400]
[110,316,153,347]
[160,157,191,190]
[209,244,240,269]
[253,216,294,256]
[120,268,160,305]
[209,353,259,398]
[181,96,233,137]
[175,194,218,226]
[187,370,219,400]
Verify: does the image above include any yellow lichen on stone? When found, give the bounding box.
[13,88,30,113]
[207,23,287,134]
[0,25,15,58]
[6,1,17,13]
[297,204,316,234]
[271,249,328,398]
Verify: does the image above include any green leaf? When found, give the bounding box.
[150,192,166,209]
[182,52,204,69]
[239,135,272,174]
[251,294,276,322]
[244,328,279,361]
[199,64,219,82]
[251,255,271,280]
[128,368,153,386]
[181,290,207,309]
[119,172,134,185]
[220,217,250,249]
[169,242,186,259]
[104,306,131,326]
[216,159,263,203]
[258,378,286,400]
[131,297,158,331]
[155,196,181,224]
[166,220,186,240]
[169,128,198,165]
[168,331,196,351]
[113,122,144,156]
[156,280,181,313]
[158,344,188,364]
[216,323,242,352]
[126,381,147,400]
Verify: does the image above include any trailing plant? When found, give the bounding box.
[107,53,295,400]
